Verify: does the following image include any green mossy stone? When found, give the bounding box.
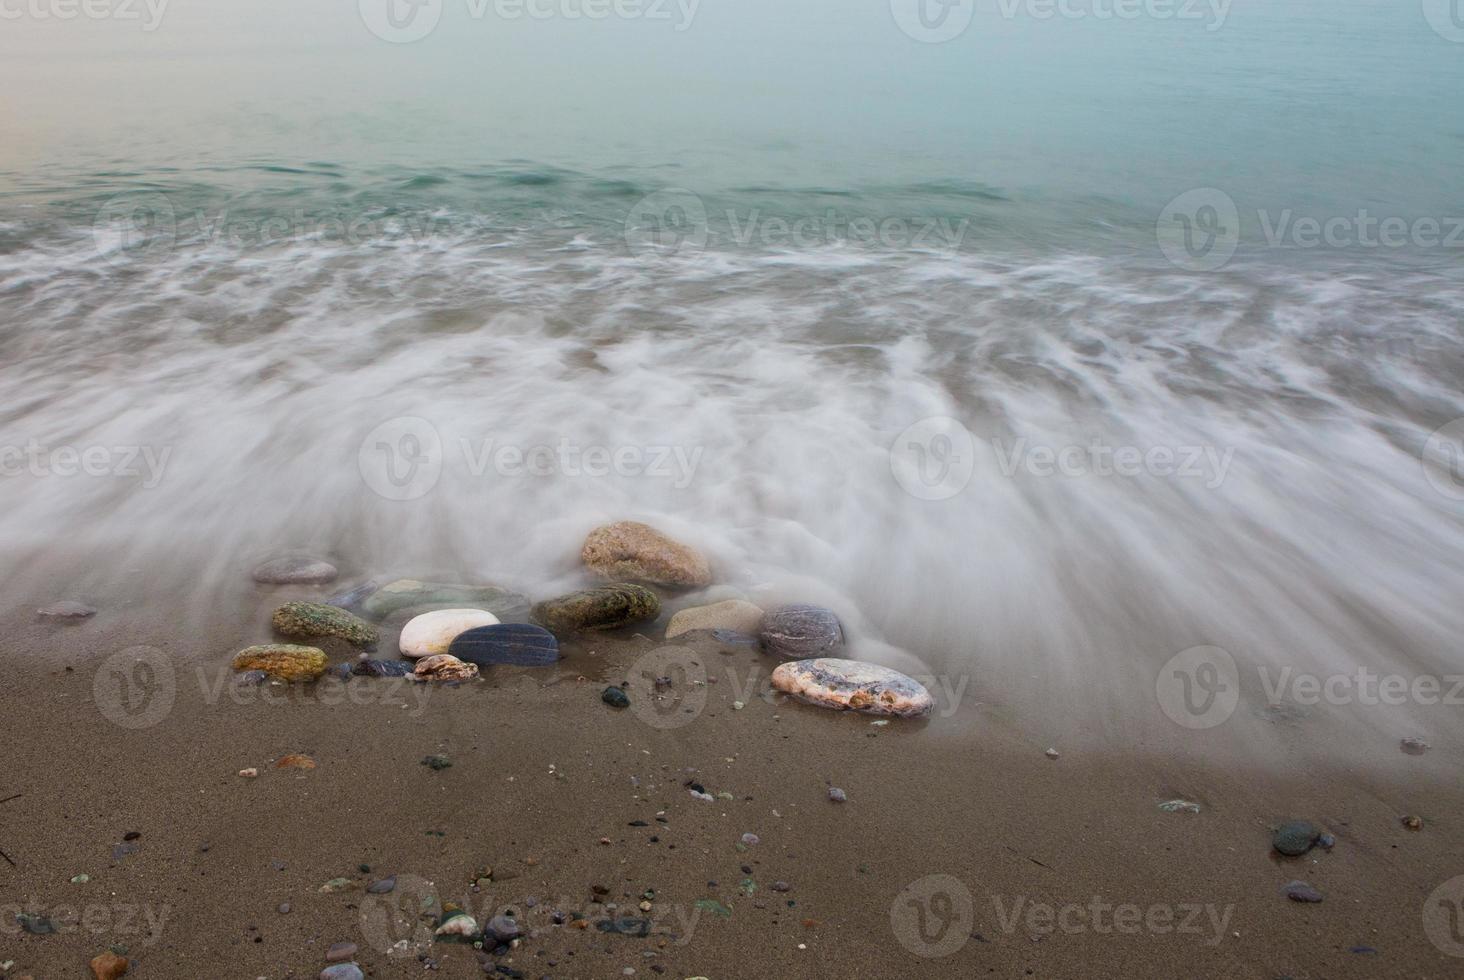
[532,583,660,633]
[272,601,379,648]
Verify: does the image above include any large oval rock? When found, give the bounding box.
[759,604,843,659]
[232,644,327,682]
[771,658,933,717]
[532,584,660,633]
[582,521,711,589]
[665,599,764,639]
[252,556,338,585]
[413,654,479,682]
[399,609,501,659]
[449,623,559,667]
[360,580,531,621]
[273,602,379,648]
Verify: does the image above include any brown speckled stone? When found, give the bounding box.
[771,658,933,717]
[582,521,711,588]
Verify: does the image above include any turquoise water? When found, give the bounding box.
[2,0,1463,754]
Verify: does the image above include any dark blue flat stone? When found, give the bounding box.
[449,623,559,668]
[353,659,415,678]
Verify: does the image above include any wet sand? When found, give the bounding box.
[3,601,1464,980]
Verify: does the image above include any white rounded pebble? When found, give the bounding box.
[399,608,500,658]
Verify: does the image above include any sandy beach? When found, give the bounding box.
[3,583,1463,979]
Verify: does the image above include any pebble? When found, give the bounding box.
[352,659,415,678]
[771,881,791,892]
[277,903,291,914]
[1283,880,1323,903]
[231,644,328,682]
[276,754,316,770]
[740,833,760,846]
[485,914,522,944]
[360,579,531,621]
[828,787,847,803]
[251,556,337,585]
[435,910,479,938]
[1402,814,1423,831]
[759,605,844,659]
[413,654,479,682]
[38,600,97,619]
[319,878,356,893]
[449,623,560,668]
[326,662,353,680]
[1158,800,1201,813]
[422,755,452,771]
[271,602,379,648]
[88,952,128,980]
[665,599,765,640]
[581,520,712,589]
[319,966,363,980]
[324,942,358,963]
[533,584,661,633]
[367,875,397,894]
[603,686,631,709]
[399,608,501,659]
[1400,737,1430,756]
[1044,748,1060,759]
[771,658,933,717]
[238,768,258,778]
[1273,820,1322,857]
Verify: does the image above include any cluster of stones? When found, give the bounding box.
[232,521,934,718]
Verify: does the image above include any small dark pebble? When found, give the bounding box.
[602,686,630,709]
[112,841,141,861]
[771,881,791,892]
[367,875,397,894]
[277,903,291,914]
[596,917,651,937]
[485,914,521,944]
[354,659,415,678]
[1272,820,1321,857]
[422,755,452,771]
[123,831,141,841]
[17,912,55,934]
[326,662,355,680]
[1283,880,1323,903]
